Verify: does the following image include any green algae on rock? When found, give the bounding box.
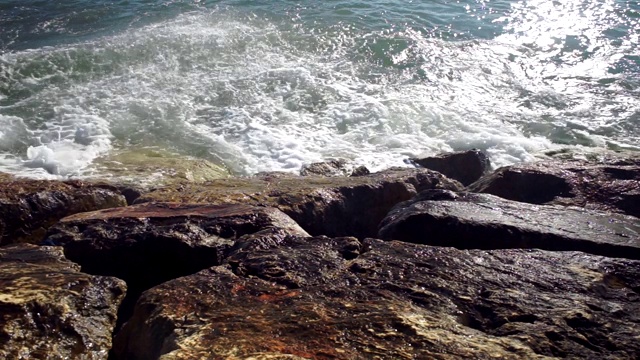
[0,244,126,360]
[87,147,230,187]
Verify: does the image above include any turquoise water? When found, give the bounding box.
[0,1,638,177]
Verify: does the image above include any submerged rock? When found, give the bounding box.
[378,190,640,259]
[135,168,463,238]
[113,237,640,359]
[0,173,127,245]
[87,147,230,187]
[468,158,640,217]
[409,149,491,186]
[45,203,309,327]
[0,244,126,359]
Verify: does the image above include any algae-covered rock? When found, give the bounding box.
[135,168,464,238]
[113,237,640,359]
[0,173,127,245]
[88,147,230,187]
[0,244,126,359]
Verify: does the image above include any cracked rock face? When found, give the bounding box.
[135,168,463,238]
[378,190,640,259]
[0,244,126,359]
[468,158,640,217]
[0,173,127,245]
[113,237,640,359]
[45,203,310,329]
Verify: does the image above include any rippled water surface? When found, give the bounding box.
[0,0,638,177]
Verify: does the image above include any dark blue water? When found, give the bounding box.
[0,0,638,178]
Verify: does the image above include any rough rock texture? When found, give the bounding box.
[378,190,640,259]
[113,237,640,359]
[135,168,463,238]
[0,173,127,245]
[410,149,491,186]
[300,159,351,177]
[468,158,640,217]
[0,244,126,359]
[45,203,310,327]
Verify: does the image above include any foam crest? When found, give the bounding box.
[0,4,637,179]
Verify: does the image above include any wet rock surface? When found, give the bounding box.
[45,202,309,328]
[410,149,491,186]
[0,173,127,245]
[135,168,463,238]
[113,237,640,360]
[379,190,640,259]
[468,158,640,217]
[0,244,126,359]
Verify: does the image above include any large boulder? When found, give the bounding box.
[135,168,463,238]
[0,244,126,359]
[0,173,127,245]
[44,203,309,327]
[378,190,640,259]
[468,158,640,217]
[409,149,491,186]
[113,237,640,359]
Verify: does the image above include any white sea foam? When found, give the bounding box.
[0,6,636,179]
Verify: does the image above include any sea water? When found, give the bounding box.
[0,0,638,178]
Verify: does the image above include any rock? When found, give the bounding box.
[0,173,127,245]
[135,168,463,238]
[45,203,310,327]
[300,159,350,177]
[0,244,126,359]
[378,190,640,259]
[87,147,230,188]
[350,165,371,177]
[113,237,640,359]
[468,158,640,217]
[409,149,491,186]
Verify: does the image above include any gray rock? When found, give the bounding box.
[113,236,640,359]
[378,190,640,259]
[0,244,126,359]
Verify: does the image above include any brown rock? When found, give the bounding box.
[410,149,491,186]
[378,190,640,259]
[468,158,640,217]
[0,173,127,245]
[45,203,310,328]
[135,168,463,238]
[0,244,126,359]
[113,237,640,359]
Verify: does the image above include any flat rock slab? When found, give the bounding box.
[135,168,463,238]
[0,173,127,245]
[113,237,640,359]
[0,244,126,359]
[378,191,640,259]
[468,158,640,217]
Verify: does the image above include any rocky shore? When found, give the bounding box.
[1,150,639,359]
